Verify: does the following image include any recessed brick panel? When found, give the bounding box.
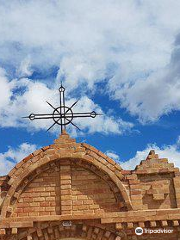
[12,166,59,217]
[71,165,120,214]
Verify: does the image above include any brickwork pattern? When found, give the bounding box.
[2,222,125,240]
[122,150,180,211]
[71,165,120,214]
[12,163,59,217]
[0,133,180,239]
[8,157,122,219]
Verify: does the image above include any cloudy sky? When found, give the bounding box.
[1,0,180,175]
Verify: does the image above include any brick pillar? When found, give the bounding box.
[55,162,61,215]
[60,160,72,215]
[173,175,180,207]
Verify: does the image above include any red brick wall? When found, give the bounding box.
[139,174,177,209]
[12,160,120,217]
[1,134,180,240]
[71,165,119,214]
[13,166,59,217]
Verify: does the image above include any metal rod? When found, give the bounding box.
[69,121,81,131]
[46,122,56,132]
[28,114,99,120]
[65,100,79,114]
[62,87,66,128]
[23,85,102,133]
[46,101,56,110]
[60,87,63,133]
[24,112,102,117]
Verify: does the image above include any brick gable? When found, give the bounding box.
[0,131,180,239]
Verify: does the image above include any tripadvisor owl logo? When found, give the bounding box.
[135,227,143,235]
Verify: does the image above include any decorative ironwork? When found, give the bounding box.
[23,85,102,133]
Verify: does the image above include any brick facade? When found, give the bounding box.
[0,131,180,239]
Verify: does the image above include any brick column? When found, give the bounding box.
[55,162,61,215]
[173,175,180,207]
[60,160,72,215]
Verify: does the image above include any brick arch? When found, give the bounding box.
[72,159,127,210]
[8,158,126,218]
[12,222,125,240]
[1,133,132,217]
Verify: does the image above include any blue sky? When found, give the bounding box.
[1,0,180,175]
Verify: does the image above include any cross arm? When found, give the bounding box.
[72,111,103,118]
[22,113,55,120]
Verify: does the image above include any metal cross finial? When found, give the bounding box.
[23,85,102,133]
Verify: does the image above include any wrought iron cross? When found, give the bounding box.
[23,85,101,133]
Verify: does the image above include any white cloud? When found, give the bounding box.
[121,138,180,170]
[0,1,180,122]
[0,68,12,110]
[109,48,180,122]
[17,56,32,77]
[105,150,120,161]
[0,143,37,176]
[0,69,133,135]
[68,96,133,135]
